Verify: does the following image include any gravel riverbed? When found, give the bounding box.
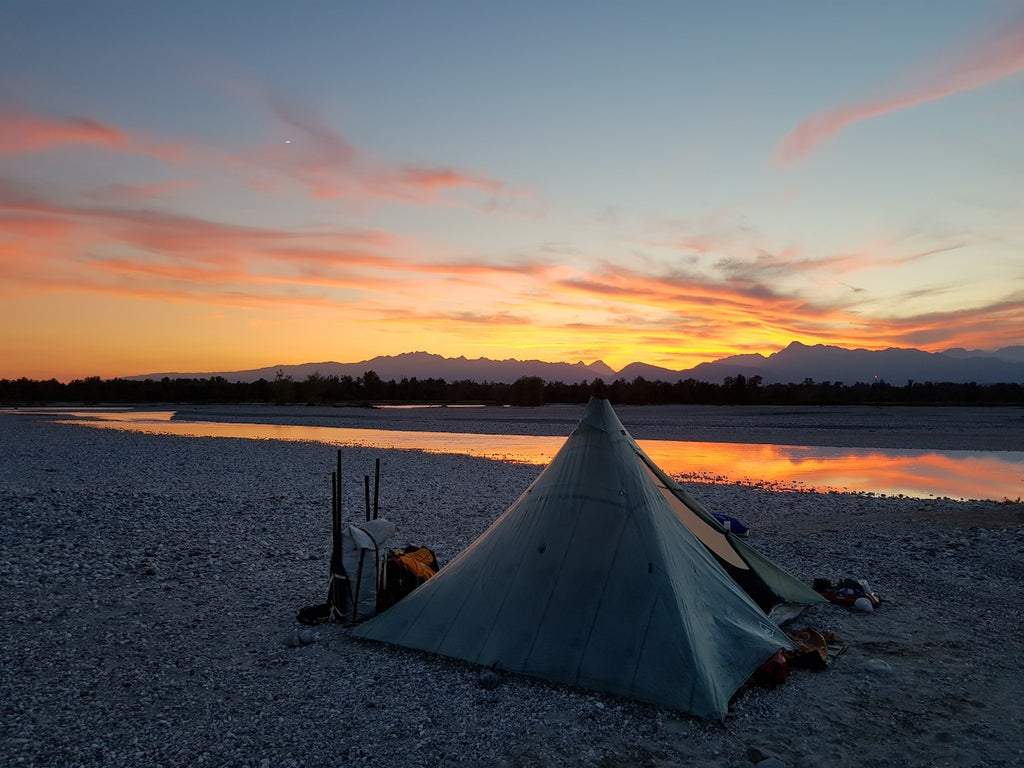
[1,409,1022,767]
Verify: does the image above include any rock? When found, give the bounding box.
[754,759,787,768]
[478,668,501,690]
[284,628,315,647]
[853,597,875,612]
[746,745,775,763]
[864,658,893,674]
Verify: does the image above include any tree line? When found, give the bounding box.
[2,370,1023,406]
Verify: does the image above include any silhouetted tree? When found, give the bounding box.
[509,376,545,406]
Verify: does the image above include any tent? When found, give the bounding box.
[352,397,818,719]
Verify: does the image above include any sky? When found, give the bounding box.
[2,2,1023,382]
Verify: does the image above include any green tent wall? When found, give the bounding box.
[352,397,814,719]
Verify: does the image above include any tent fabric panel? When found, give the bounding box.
[474,421,623,668]
[351,483,540,655]
[633,436,823,610]
[520,493,633,680]
[353,418,616,662]
[731,535,826,606]
[646,466,748,569]
[571,420,787,717]
[572,516,657,690]
[365,485,549,660]
[485,419,638,675]
[627,586,723,719]
[474,492,601,670]
[637,548,790,720]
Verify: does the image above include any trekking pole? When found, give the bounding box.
[364,475,371,522]
[352,549,367,624]
[373,458,380,520]
[328,470,341,618]
[336,450,342,518]
[328,450,344,620]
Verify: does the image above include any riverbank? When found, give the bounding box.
[170,402,1024,452]
[1,413,1022,767]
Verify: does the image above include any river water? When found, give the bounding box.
[20,407,1024,502]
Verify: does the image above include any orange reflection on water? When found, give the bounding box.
[51,413,1024,501]
[641,442,1023,501]
[55,416,567,463]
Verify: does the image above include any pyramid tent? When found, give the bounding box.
[352,397,811,719]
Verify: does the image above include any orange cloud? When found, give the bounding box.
[0,105,189,161]
[5,177,1013,362]
[0,178,550,320]
[529,257,1024,361]
[776,19,1024,164]
[2,137,1018,370]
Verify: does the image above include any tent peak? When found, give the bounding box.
[579,396,621,433]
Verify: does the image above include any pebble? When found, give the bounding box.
[864,659,894,674]
[478,668,501,690]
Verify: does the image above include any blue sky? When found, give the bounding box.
[2,2,1022,380]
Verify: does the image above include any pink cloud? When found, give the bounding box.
[0,105,190,161]
[0,107,126,156]
[776,19,1024,165]
[237,90,531,209]
[90,181,197,201]
[1,94,533,213]
[0,180,542,307]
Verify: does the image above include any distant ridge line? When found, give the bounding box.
[129,343,1024,386]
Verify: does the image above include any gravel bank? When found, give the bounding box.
[2,413,1022,768]
[171,403,1024,452]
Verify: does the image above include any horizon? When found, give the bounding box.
[13,339,1023,385]
[3,4,1024,381]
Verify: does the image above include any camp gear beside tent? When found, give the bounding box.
[352,397,823,720]
[785,627,836,669]
[299,450,400,625]
[300,519,397,625]
[814,577,883,610]
[750,627,839,689]
[332,519,398,622]
[713,513,750,536]
[377,546,439,611]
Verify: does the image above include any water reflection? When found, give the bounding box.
[38,410,1024,501]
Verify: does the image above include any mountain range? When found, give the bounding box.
[132,342,1024,386]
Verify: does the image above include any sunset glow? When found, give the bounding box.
[3,4,1023,381]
